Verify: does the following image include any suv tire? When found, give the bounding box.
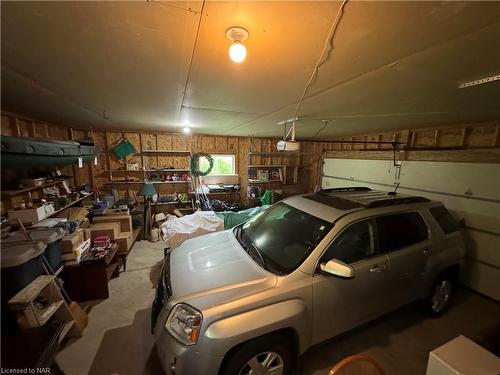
[426,274,454,316]
[222,334,294,375]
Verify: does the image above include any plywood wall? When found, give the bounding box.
[0,112,311,209]
[302,121,500,191]
[2,111,499,209]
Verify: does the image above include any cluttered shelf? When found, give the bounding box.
[2,179,69,197]
[43,193,94,221]
[247,164,285,168]
[8,192,94,226]
[248,180,284,184]
[104,181,190,185]
[248,151,301,156]
[140,150,191,154]
[103,169,190,173]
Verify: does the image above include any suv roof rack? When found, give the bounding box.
[365,196,429,208]
[318,187,372,194]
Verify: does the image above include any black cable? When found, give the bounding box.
[313,120,328,138]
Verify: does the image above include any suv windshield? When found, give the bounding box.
[234,202,332,274]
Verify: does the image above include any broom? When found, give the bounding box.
[17,219,88,333]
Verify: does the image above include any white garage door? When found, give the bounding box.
[322,158,500,301]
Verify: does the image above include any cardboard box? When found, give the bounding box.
[8,206,46,224]
[62,238,91,263]
[90,222,121,241]
[61,230,85,254]
[93,214,132,232]
[83,228,91,241]
[426,335,500,375]
[115,231,133,254]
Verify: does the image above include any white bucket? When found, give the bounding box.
[150,227,160,242]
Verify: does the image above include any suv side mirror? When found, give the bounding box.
[320,259,354,279]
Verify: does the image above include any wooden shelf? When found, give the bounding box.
[2,179,67,197]
[104,169,190,172]
[248,180,283,184]
[248,151,301,156]
[189,191,236,195]
[150,201,177,206]
[248,165,285,168]
[19,192,94,227]
[141,150,191,154]
[105,181,190,185]
[146,169,190,172]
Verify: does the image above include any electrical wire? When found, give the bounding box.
[148,0,200,15]
[293,0,349,117]
[312,120,329,138]
[178,0,206,122]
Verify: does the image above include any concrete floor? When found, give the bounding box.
[57,240,500,375]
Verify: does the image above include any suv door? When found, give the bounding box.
[376,211,430,307]
[312,218,391,344]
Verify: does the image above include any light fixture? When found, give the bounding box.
[183,126,191,134]
[226,26,248,63]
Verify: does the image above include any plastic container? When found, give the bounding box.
[1,241,46,330]
[3,228,65,271]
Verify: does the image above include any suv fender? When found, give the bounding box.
[202,299,309,358]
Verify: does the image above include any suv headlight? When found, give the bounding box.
[166,303,203,345]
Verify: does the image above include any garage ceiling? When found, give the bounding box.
[1,1,499,138]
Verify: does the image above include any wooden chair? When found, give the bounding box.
[329,354,386,375]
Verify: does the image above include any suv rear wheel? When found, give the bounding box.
[222,335,293,375]
[427,276,453,316]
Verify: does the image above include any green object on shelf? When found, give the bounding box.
[260,190,273,205]
[141,183,157,197]
[112,138,136,159]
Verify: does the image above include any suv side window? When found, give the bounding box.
[322,219,377,264]
[429,206,460,234]
[376,212,428,252]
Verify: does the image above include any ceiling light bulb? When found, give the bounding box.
[229,42,246,63]
[183,126,190,134]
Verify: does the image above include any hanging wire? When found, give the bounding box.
[178,0,206,122]
[312,120,329,138]
[294,0,349,118]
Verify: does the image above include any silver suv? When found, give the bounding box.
[152,187,465,375]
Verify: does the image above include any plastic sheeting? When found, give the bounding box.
[215,205,270,230]
[160,211,224,249]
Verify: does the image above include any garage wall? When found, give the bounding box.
[322,158,500,301]
[0,111,307,210]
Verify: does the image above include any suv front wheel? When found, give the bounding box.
[427,275,453,316]
[222,335,293,375]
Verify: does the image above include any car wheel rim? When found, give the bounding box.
[431,280,452,312]
[238,351,284,375]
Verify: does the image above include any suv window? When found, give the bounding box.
[322,219,377,264]
[377,212,428,252]
[429,206,460,234]
[238,203,333,274]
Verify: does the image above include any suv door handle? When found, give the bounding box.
[370,264,387,273]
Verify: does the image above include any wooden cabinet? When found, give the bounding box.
[62,244,119,302]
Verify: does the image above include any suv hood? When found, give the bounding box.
[169,230,277,310]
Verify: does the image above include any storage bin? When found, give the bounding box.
[0,241,46,330]
[3,228,65,271]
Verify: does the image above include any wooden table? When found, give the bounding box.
[62,243,119,302]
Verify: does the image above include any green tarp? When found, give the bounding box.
[215,205,270,229]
